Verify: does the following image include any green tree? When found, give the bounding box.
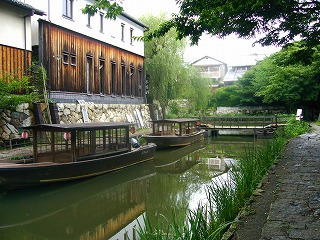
[81,0,123,19]
[141,14,187,118]
[215,85,241,107]
[255,43,320,110]
[146,0,320,48]
[215,41,320,111]
[180,66,211,115]
[82,1,319,48]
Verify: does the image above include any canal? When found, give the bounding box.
[0,135,264,240]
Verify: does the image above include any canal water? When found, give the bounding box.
[0,135,262,240]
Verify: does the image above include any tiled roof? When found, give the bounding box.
[191,55,227,66]
[1,0,45,15]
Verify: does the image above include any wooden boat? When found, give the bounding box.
[143,118,205,149]
[0,122,156,189]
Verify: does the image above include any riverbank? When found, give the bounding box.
[226,123,320,240]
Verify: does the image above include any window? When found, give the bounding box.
[121,23,125,42]
[86,55,93,94]
[111,60,116,95]
[130,28,134,45]
[70,53,76,66]
[100,13,104,33]
[138,68,143,97]
[62,51,69,65]
[63,0,73,19]
[121,62,126,96]
[130,65,134,96]
[87,14,91,28]
[99,58,105,94]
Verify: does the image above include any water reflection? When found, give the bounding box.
[154,141,205,174]
[0,136,260,240]
[145,140,228,228]
[0,161,156,240]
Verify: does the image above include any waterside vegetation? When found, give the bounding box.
[137,116,310,239]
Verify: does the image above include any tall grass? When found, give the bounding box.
[138,138,286,240]
[138,118,308,240]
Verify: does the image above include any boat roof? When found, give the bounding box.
[25,122,133,131]
[151,118,199,123]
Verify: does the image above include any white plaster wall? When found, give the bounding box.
[0,2,32,50]
[25,0,145,56]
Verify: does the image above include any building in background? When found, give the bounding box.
[223,54,266,85]
[191,54,268,90]
[190,56,227,92]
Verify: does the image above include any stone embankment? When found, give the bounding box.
[228,123,320,240]
[57,103,151,126]
[0,104,32,141]
[0,103,152,142]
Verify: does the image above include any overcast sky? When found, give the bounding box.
[121,0,281,65]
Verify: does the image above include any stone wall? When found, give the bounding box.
[0,103,32,141]
[0,103,151,142]
[57,103,152,127]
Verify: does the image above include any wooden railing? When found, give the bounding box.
[199,115,289,130]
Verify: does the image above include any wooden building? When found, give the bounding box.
[7,0,149,104]
[39,19,147,104]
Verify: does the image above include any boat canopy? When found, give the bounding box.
[150,118,200,136]
[25,122,133,163]
[25,122,133,131]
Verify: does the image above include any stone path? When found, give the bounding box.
[227,124,320,240]
[260,127,320,239]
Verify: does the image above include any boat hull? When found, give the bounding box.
[0,144,156,189]
[144,131,205,149]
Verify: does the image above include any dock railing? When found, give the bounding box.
[199,115,289,130]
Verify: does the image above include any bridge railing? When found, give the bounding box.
[199,115,289,129]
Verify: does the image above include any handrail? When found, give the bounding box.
[199,115,289,130]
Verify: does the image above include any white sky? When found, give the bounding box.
[121,0,281,65]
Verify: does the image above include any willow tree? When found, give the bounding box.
[180,66,211,115]
[141,14,187,118]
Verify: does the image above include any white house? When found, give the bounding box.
[24,0,146,57]
[0,0,45,78]
[190,55,227,92]
[191,55,227,80]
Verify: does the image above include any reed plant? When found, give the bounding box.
[138,138,286,240]
[137,119,307,239]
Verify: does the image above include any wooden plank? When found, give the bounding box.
[41,22,145,98]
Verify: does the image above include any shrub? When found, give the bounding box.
[277,116,310,138]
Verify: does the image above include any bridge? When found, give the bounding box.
[199,115,288,136]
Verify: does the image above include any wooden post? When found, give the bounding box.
[71,131,76,162]
[33,129,38,163]
[51,131,55,162]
